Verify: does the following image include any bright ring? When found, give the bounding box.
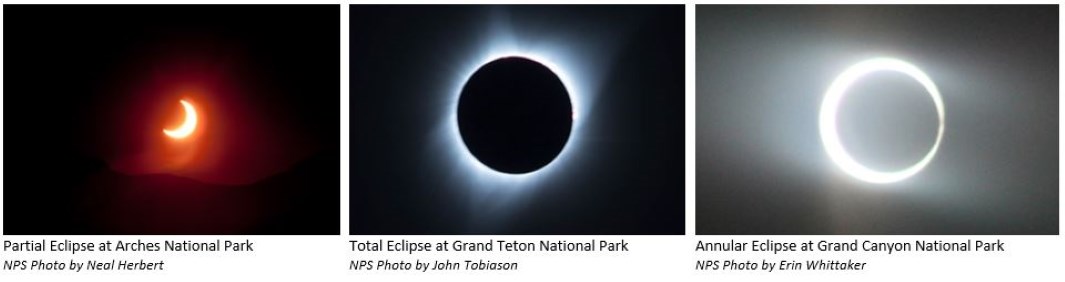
[819,57,945,184]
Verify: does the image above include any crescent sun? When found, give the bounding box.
[163,99,198,139]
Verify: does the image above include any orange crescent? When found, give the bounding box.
[163,99,198,139]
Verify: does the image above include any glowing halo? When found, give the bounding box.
[454,52,579,179]
[443,46,590,188]
[457,56,573,174]
[819,57,945,184]
[163,99,198,139]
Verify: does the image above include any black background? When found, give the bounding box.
[350,5,684,234]
[4,5,339,235]
[696,5,1058,234]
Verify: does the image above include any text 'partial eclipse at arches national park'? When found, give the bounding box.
[3,5,340,235]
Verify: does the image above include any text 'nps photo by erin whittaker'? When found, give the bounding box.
[349,4,684,235]
[696,5,1057,235]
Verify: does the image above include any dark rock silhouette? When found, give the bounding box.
[5,151,338,235]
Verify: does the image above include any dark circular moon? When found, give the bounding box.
[458,56,573,174]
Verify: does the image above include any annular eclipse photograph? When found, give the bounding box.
[3,5,340,235]
[696,5,1058,235]
[350,5,684,234]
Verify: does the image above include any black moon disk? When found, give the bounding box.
[458,56,573,174]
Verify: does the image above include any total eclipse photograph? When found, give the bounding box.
[3,5,340,235]
[696,5,1058,235]
[350,5,684,234]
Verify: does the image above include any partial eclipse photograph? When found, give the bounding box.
[350,5,684,234]
[696,5,1058,234]
[3,5,340,235]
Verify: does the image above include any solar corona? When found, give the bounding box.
[818,57,945,184]
[447,47,585,187]
[457,56,573,174]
